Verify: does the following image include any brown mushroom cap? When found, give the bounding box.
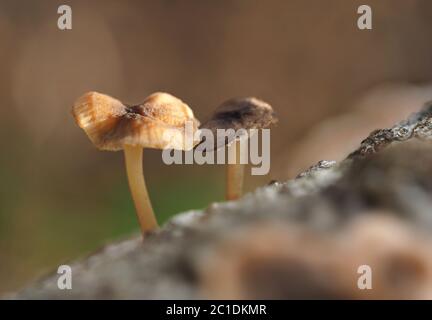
[196,97,277,152]
[72,92,200,151]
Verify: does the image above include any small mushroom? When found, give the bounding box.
[72,91,199,235]
[196,97,277,200]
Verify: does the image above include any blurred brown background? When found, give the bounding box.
[1,0,432,295]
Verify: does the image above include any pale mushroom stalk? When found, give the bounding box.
[226,140,245,200]
[124,145,158,233]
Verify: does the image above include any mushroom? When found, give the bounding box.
[72,91,199,235]
[196,97,277,200]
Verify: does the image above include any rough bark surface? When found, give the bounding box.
[11,104,432,299]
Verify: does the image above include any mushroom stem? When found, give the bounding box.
[124,145,159,234]
[226,140,245,200]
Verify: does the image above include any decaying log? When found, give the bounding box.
[12,104,432,299]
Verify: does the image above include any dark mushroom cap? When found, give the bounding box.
[196,97,277,151]
[72,92,200,151]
